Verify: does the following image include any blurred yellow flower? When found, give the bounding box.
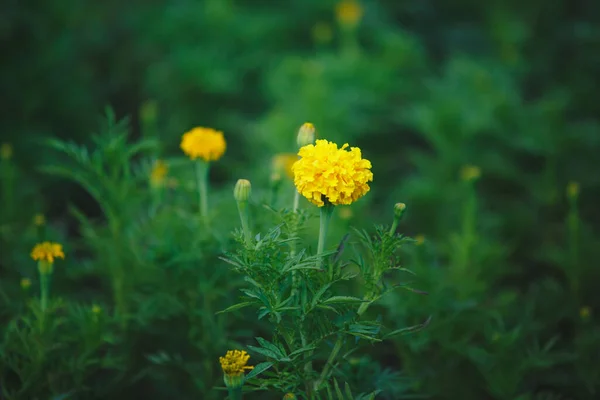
[335,0,363,26]
[460,165,481,182]
[283,394,297,400]
[580,306,591,319]
[312,22,333,43]
[415,234,425,246]
[567,181,580,199]
[219,350,254,377]
[293,139,372,207]
[1,143,13,160]
[272,153,297,180]
[33,213,46,226]
[92,304,102,314]
[180,127,226,162]
[338,206,353,220]
[150,160,168,187]
[31,242,65,264]
[20,278,32,290]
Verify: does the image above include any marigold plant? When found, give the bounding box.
[180,127,226,162]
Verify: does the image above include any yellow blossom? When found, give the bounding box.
[150,160,169,186]
[335,0,363,26]
[30,242,65,264]
[567,181,580,199]
[180,127,226,162]
[33,214,46,226]
[92,304,102,315]
[293,139,372,207]
[460,165,481,182]
[272,153,297,180]
[580,306,591,320]
[312,22,333,44]
[219,350,254,377]
[283,394,297,400]
[415,234,425,246]
[20,278,32,290]
[1,143,13,160]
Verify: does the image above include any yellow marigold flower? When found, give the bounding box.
[336,0,363,26]
[20,278,32,290]
[283,394,297,400]
[219,350,254,376]
[180,127,226,162]
[150,160,168,186]
[567,181,580,199]
[293,139,373,207]
[33,213,46,226]
[272,153,297,180]
[92,304,102,315]
[460,165,481,182]
[1,143,13,160]
[415,234,425,246]
[30,242,65,264]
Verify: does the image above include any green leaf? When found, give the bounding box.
[383,316,432,339]
[344,382,355,400]
[247,345,281,360]
[256,337,286,358]
[244,362,273,380]
[322,296,367,305]
[334,378,344,400]
[215,301,256,315]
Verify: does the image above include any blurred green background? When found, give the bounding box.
[1,0,600,399]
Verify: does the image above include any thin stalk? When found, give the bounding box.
[317,204,334,273]
[40,272,49,312]
[567,197,580,297]
[227,387,242,400]
[236,200,252,246]
[195,160,209,220]
[293,190,300,213]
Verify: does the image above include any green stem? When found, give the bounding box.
[317,204,334,274]
[567,198,580,298]
[236,200,252,246]
[314,336,343,391]
[40,272,49,312]
[227,387,243,400]
[389,219,399,236]
[196,160,209,220]
[293,190,300,213]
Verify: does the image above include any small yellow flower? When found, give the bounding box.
[283,394,297,400]
[293,139,373,207]
[567,181,580,199]
[1,143,13,160]
[20,278,32,290]
[33,214,46,227]
[272,153,297,180]
[335,0,363,26]
[180,127,226,162]
[150,160,169,187]
[92,304,102,315]
[580,306,591,320]
[31,242,65,264]
[219,350,254,376]
[415,234,425,246]
[460,165,481,182]
[312,22,333,43]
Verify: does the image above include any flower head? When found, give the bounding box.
[219,350,253,388]
[414,234,425,246]
[150,160,169,187]
[335,0,363,26]
[180,127,226,162]
[293,139,372,207]
[460,165,481,182]
[272,153,297,180]
[92,304,102,315]
[283,394,297,400]
[31,242,65,264]
[234,179,252,202]
[33,214,46,226]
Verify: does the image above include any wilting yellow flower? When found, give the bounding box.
[272,153,297,180]
[31,242,65,264]
[415,234,425,246]
[20,278,32,290]
[293,139,372,207]
[335,0,363,26]
[312,22,333,43]
[150,160,168,187]
[219,350,254,378]
[1,143,13,160]
[33,214,46,226]
[460,165,481,182]
[580,306,591,320]
[180,127,226,162]
[92,304,102,315]
[567,181,580,199]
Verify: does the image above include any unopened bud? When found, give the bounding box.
[394,203,406,219]
[297,122,316,148]
[234,179,252,202]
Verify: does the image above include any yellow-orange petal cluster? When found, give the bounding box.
[219,350,254,377]
[30,242,65,264]
[292,139,372,207]
[180,127,226,162]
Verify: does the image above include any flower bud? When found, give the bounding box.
[394,203,406,219]
[297,122,316,148]
[234,179,252,203]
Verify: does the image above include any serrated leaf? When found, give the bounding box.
[322,296,367,305]
[244,362,273,380]
[256,337,286,358]
[247,345,281,360]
